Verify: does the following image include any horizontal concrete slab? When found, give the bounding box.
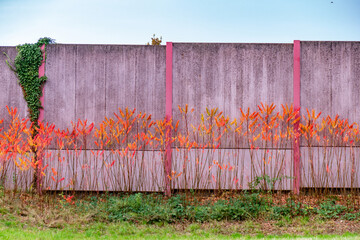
[301,146,360,188]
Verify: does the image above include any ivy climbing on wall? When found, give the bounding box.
[3,37,54,194]
[4,37,55,126]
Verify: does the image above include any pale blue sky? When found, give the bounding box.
[0,0,359,46]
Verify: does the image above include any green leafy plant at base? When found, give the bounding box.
[210,194,267,221]
[104,193,360,224]
[317,199,348,219]
[104,193,270,224]
[271,198,315,220]
[248,174,293,193]
[342,212,360,221]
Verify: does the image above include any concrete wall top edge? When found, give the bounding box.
[49,43,166,48]
[0,44,166,48]
[300,41,360,43]
[2,41,360,48]
[0,46,17,49]
[45,44,167,51]
[172,42,293,45]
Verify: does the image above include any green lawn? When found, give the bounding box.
[0,222,360,240]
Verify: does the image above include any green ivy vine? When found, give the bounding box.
[4,37,55,125]
[3,37,55,194]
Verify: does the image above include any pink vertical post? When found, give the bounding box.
[165,42,173,196]
[37,44,45,195]
[38,44,45,122]
[293,40,301,195]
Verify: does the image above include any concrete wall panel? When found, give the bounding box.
[172,43,294,148]
[172,149,293,190]
[104,45,166,120]
[75,45,106,125]
[301,147,360,188]
[300,42,360,124]
[43,150,165,192]
[0,47,28,127]
[45,44,165,131]
[45,45,77,130]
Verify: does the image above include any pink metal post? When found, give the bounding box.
[38,44,45,123]
[37,44,46,195]
[165,42,173,196]
[293,40,301,194]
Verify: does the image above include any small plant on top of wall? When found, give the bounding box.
[146,34,162,45]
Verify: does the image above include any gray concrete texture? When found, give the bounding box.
[43,150,165,192]
[172,43,294,148]
[300,41,360,125]
[44,44,166,131]
[301,147,360,188]
[0,47,28,128]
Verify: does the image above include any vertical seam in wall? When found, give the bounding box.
[134,48,138,110]
[166,42,173,120]
[330,42,333,117]
[75,45,77,119]
[293,40,301,194]
[38,44,45,122]
[165,42,173,196]
[104,48,107,118]
[123,48,126,110]
[153,47,156,117]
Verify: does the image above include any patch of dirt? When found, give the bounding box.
[170,218,360,236]
[183,190,360,210]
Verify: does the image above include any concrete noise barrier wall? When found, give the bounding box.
[0,41,359,194]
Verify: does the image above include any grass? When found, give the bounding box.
[1,220,360,239]
[0,190,359,239]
